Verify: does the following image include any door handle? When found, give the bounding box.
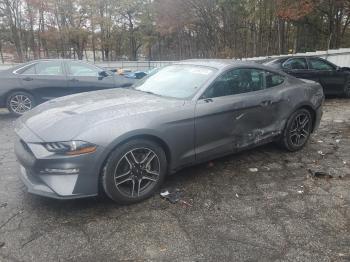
[260,100,272,107]
[121,83,133,87]
[204,98,213,103]
[23,77,33,81]
[69,78,79,82]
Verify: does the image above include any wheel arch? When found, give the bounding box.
[297,105,317,132]
[5,88,36,103]
[98,133,172,188]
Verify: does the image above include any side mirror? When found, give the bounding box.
[98,71,108,78]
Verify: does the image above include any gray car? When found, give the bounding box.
[14,60,324,204]
[0,59,134,116]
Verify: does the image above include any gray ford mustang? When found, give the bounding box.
[14,60,324,204]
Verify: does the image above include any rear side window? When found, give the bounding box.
[35,61,64,75]
[19,61,63,75]
[20,64,36,75]
[203,68,265,98]
[282,58,308,70]
[309,58,335,71]
[265,72,284,88]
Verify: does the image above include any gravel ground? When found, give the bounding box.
[0,99,350,262]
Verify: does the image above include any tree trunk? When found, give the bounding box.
[0,42,4,64]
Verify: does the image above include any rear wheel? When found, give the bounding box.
[344,84,350,98]
[6,91,35,116]
[280,109,313,152]
[102,139,167,204]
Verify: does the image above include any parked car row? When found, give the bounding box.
[0,57,349,116]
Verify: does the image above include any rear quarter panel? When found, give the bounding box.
[278,77,323,130]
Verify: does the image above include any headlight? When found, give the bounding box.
[43,141,97,155]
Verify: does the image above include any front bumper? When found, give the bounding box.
[19,166,94,199]
[14,135,104,199]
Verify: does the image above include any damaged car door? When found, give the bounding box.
[229,69,287,148]
[195,68,285,160]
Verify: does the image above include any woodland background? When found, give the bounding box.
[0,0,350,63]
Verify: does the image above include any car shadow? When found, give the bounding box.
[0,109,17,120]
[22,142,286,217]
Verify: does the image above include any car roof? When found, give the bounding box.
[28,59,75,63]
[176,59,259,70]
[267,56,324,62]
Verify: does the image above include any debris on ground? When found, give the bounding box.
[308,169,333,179]
[0,203,7,208]
[235,193,239,198]
[180,200,193,207]
[335,139,341,143]
[249,168,258,172]
[317,150,326,156]
[297,185,304,194]
[0,242,4,248]
[160,189,193,207]
[317,140,324,143]
[160,188,183,204]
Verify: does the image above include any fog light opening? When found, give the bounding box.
[41,168,80,174]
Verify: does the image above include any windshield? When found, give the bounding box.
[133,64,217,99]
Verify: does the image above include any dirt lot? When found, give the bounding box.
[0,99,350,262]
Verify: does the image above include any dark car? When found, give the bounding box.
[14,60,324,204]
[124,71,148,79]
[263,56,350,97]
[0,59,135,115]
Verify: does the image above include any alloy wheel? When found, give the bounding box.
[9,94,33,114]
[289,112,311,147]
[114,148,160,198]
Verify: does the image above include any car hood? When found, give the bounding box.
[17,88,183,142]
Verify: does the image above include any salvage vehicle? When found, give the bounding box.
[14,60,324,204]
[263,56,350,97]
[0,59,135,116]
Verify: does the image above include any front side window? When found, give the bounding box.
[35,61,64,75]
[203,68,265,98]
[67,61,101,77]
[282,58,308,70]
[309,58,335,71]
[134,64,217,99]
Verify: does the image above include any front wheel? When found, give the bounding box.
[344,84,350,98]
[280,109,313,152]
[102,139,167,204]
[6,91,35,116]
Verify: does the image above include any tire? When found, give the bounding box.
[344,84,350,98]
[102,139,167,204]
[6,91,36,116]
[280,109,313,152]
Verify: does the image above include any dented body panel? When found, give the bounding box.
[14,60,324,199]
